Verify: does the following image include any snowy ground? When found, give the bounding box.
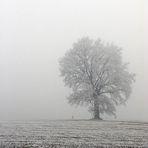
[0,120,148,147]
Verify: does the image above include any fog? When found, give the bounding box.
[0,0,147,121]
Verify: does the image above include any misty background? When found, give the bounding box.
[0,0,147,121]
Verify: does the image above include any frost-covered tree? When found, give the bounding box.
[59,37,135,120]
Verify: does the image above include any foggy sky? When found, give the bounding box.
[0,0,147,121]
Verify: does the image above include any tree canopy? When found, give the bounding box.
[59,37,135,119]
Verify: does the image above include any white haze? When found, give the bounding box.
[0,0,147,121]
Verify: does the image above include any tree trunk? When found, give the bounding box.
[93,94,102,120]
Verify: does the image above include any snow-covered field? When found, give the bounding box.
[0,120,148,147]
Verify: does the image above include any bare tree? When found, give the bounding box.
[59,37,135,120]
